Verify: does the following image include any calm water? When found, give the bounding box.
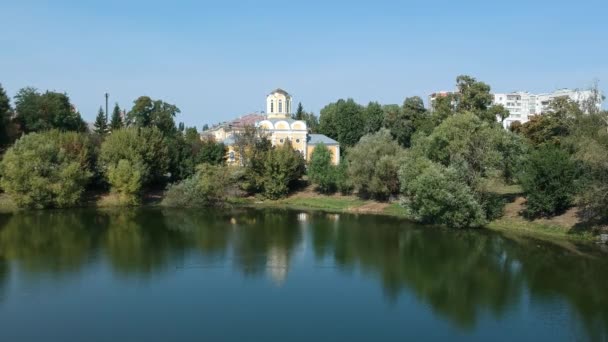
[0,208,606,341]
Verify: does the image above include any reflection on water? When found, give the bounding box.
[0,208,606,341]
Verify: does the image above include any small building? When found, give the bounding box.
[223,89,340,165]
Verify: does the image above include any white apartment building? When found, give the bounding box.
[494,89,603,129]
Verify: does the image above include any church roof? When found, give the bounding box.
[269,88,290,96]
[307,134,339,146]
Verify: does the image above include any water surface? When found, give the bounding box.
[0,208,606,341]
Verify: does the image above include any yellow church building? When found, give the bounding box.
[219,89,340,165]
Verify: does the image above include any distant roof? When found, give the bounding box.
[269,88,290,96]
[307,134,338,145]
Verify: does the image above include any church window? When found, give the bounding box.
[296,139,300,143]
[279,100,283,113]
[271,100,274,113]
[279,138,284,143]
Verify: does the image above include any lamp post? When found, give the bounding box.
[105,93,109,123]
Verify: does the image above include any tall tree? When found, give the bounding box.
[319,98,365,147]
[363,102,384,134]
[93,107,108,135]
[14,87,86,133]
[383,97,427,147]
[127,96,180,135]
[0,83,13,147]
[455,75,493,112]
[110,103,123,131]
[294,102,304,120]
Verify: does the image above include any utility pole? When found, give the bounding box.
[105,93,109,123]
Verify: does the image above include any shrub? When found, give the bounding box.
[308,143,336,193]
[260,142,306,199]
[107,159,142,205]
[399,156,486,228]
[162,164,232,207]
[518,145,578,217]
[0,130,93,208]
[335,159,353,195]
[347,128,405,200]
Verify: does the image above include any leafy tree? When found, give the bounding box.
[0,83,15,148]
[399,157,486,228]
[99,127,169,188]
[347,128,405,200]
[0,130,93,208]
[171,129,226,180]
[93,106,108,135]
[455,75,493,113]
[430,95,456,126]
[319,99,365,147]
[261,141,306,199]
[178,122,185,132]
[202,124,209,131]
[308,143,336,193]
[486,104,510,125]
[107,159,142,205]
[518,114,569,146]
[110,103,123,131]
[13,87,86,133]
[383,97,427,147]
[363,101,384,134]
[294,102,304,120]
[335,158,353,195]
[518,145,578,217]
[126,96,180,135]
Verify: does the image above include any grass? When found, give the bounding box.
[486,217,595,242]
[383,203,409,217]
[262,196,366,212]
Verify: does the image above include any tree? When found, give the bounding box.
[319,99,365,147]
[294,102,304,120]
[0,130,93,208]
[0,83,14,148]
[399,156,486,228]
[162,164,233,207]
[110,103,123,131]
[363,102,384,134]
[14,88,87,133]
[301,112,319,133]
[261,141,306,199]
[107,159,142,205]
[486,104,510,125]
[99,127,169,188]
[455,75,493,113]
[126,96,180,135]
[93,106,108,135]
[347,128,405,200]
[518,145,578,217]
[202,124,210,131]
[383,97,427,147]
[308,143,336,193]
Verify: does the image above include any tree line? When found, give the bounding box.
[0,76,606,231]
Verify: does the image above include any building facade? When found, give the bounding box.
[494,88,603,128]
[217,89,340,166]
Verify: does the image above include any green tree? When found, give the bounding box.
[363,101,384,134]
[162,164,233,207]
[294,102,304,120]
[455,75,493,113]
[399,156,486,228]
[347,128,405,200]
[0,130,93,208]
[308,143,336,193]
[319,99,365,147]
[14,87,87,133]
[110,103,123,131]
[99,127,169,188]
[261,141,306,199]
[107,159,142,205]
[0,83,14,148]
[126,96,180,135]
[383,97,427,147]
[518,145,578,217]
[93,106,108,135]
[202,124,209,131]
[301,111,320,133]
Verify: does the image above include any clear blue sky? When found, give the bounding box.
[1,0,607,128]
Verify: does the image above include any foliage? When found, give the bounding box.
[13,87,87,133]
[0,83,16,148]
[0,130,93,208]
[363,101,384,134]
[261,142,306,199]
[319,98,365,147]
[107,159,142,205]
[347,129,405,200]
[335,158,353,195]
[170,130,226,180]
[110,103,123,131]
[126,96,180,135]
[162,164,232,207]
[308,143,336,193]
[99,127,169,187]
[383,97,427,147]
[93,106,108,135]
[518,145,578,217]
[455,75,493,113]
[294,102,304,120]
[399,156,486,228]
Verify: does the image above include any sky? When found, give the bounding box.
[1,0,607,128]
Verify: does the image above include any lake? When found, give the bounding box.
[0,208,606,341]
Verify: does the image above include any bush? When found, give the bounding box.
[100,127,169,189]
[347,128,405,200]
[335,159,353,195]
[107,159,142,205]
[399,156,486,228]
[308,143,336,193]
[162,164,232,207]
[0,130,93,208]
[518,145,578,217]
[260,142,306,199]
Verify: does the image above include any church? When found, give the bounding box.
[219,89,340,166]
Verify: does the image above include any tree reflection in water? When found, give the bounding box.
[0,208,605,339]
